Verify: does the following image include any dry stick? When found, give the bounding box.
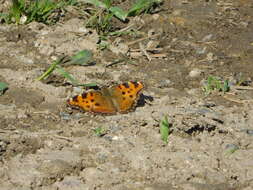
[130,47,163,52]
[116,23,135,33]
[139,42,152,61]
[223,95,253,104]
[127,33,161,46]
[149,53,167,58]
[53,135,73,142]
[233,86,253,90]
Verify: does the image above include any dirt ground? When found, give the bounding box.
[0,0,253,189]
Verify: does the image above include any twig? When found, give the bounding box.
[223,95,253,104]
[127,33,160,46]
[139,42,151,61]
[233,86,253,90]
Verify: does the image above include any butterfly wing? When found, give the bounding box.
[67,90,116,114]
[109,81,144,113]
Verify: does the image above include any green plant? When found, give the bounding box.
[0,82,8,96]
[128,0,162,16]
[203,76,230,95]
[37,50,96,87]
[1,0,77,24]
[93,127,106,137]
[84,0,162,35]
[160,116,171,144]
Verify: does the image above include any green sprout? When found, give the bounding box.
[93,127,107,137]
[203,76,230,95]
[160,116,171,144]
[37,50,96,87]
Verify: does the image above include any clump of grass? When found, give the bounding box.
[160,116,171,144]
[84,0,162,35]
[203,76,230,95]
[0,82,8,96]
[0,0,77,24]
[37,49,96,87]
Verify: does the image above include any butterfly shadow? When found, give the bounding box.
[137,93,154,107]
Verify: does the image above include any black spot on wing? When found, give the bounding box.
[72,95,79,102]
[132,81,139,88]
[82,93,87,99]
[122,82,129,88]
[95,103,100,106]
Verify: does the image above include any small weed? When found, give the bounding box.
[203,76,230,95]
[93,127,106,137]
[160,116,171,144]
[37,50,96,87]
[1,0,77,24]
[0,82,8,96]
[128,0,162,16]
[84,0,162,35]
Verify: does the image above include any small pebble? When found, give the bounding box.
[196,47,206,54]
[60,112,71,120]
[189,69,202,78]
[202,34,213,42]
[157,79,172,88]
[73,87,83,94]
[246,129,253,136]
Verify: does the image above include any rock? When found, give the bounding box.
[157,79,172,88]
[60,112,71,120]
[189,69,202,78]
[201,34,213,42]
[6,154,43,187]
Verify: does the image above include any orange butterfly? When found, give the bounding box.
[67,81,144,114]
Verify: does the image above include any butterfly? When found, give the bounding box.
[67,81,144,114]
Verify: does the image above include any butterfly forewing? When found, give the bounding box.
[111,81,144,113]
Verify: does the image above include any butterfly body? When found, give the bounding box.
[67,81,144,114]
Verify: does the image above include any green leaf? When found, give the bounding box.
[223,79,230,92]
[67,50,93,66]
[77,83,98,87]
[128,0,161,16]
[83,0,107,8]
[160,116,170,144]
[36,56,65,81]
[103,0,111,8]
[0,82,8,95]
[55,65,79,85]
[109,6,128,21]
